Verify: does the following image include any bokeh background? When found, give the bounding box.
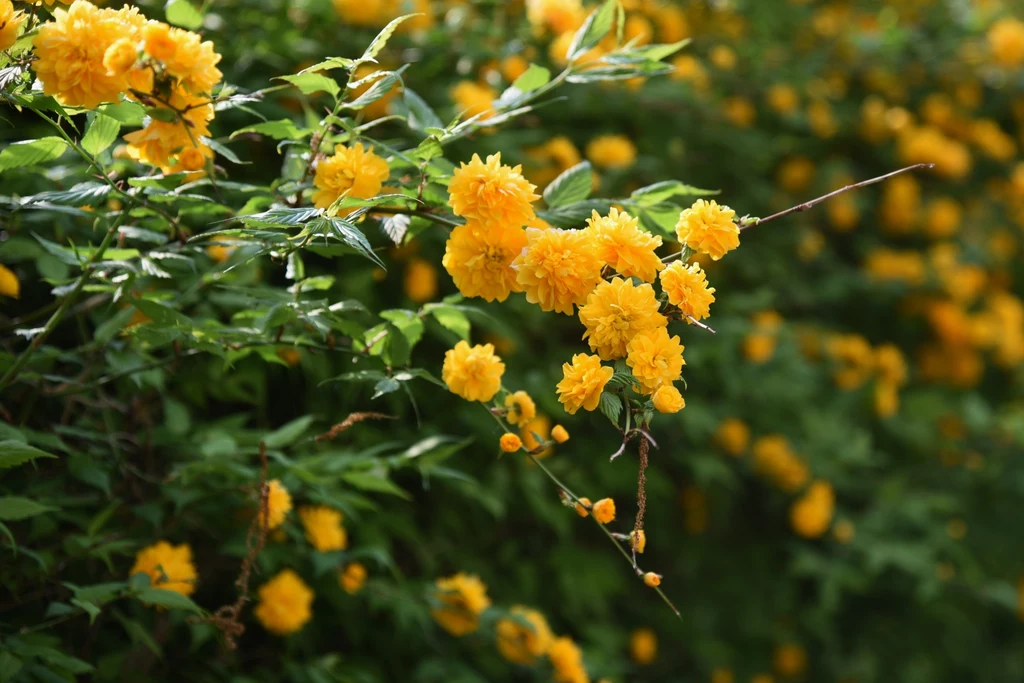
[2,0,1024,682]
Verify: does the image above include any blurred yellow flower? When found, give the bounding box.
[339,562,367,594]
[827,334,874,389]
[495,606,553,664]
[586,134,637,170]
[0,264,20,299]
[988,17,1024,68]
[130,541,197,598]
[552,424,570,443]
[766,83,800,115]
[255,569,314,636]
[753,435,809,493]
[298,505,347,552]
[431,573,491,636]
[580,278,666,360]
[450,80,497,120]
[630,627,657,665]
[0,0,25,52]
[261,479,292,530]
[723,96,757,128]
[521,414,553,457]
[442,341,505,402]
[790,480,834,538]
[715,418,749,456]
[332,0,387,26]
[557,353,613,415]
[833,519,855,544]
[924,197,962,239]
[404,258,439,303]
[504,391,537,427]
[773,643,807,677]
[526,0,585,35]
[549,636,589,683]
[776,156,815,194]
[743,310,783,364]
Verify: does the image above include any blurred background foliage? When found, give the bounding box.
[2,0,1024,682]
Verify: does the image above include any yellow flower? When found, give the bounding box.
[659,262,715,322]
[513,227,604,315]
[0,264,20,299]
[626,327,684,394]
[874,381,899,418]
[339,562,367,594]
[671,55,709,91]
[504,391,536,427]
[579,278,666,361]
[521,414,553,457]
[777,156,815,193]
[556,353,613,415]
[261,479,292,530]
[592,498,615,524]
[142,21,222,96]
[827,334,873,389]
[710,44,737,70]
[575,497,591,517]
[630,529,646,553]
[404,258,438,303]
[551,424,570,443]
[298,505,347,552]
[431,573,491,636]
[766,83,799,114]
[205,236,238,264]
[129,541,197,597]
[751,675,774,683]
[652,384,685,413]
[773,643,807,677]
[312,143,390,212]
[0,1,26,52]
[526,0,586,35]
[442,341,505,402]
[676,199,739,261]
[790,480,834,539]
[587,208,664,283]
[254,569,314,636]
[752,435,809,493]
[743,310,783,364]
[711,668,735,683]
[549,636,589,683]
[630,627,657,665]
[586,134,637,170]
[123,88,215,173]
[495,606,554,665]
[331,0,393,25]
[33,1,145,109]
[102,38,137,77]
[924,197,961,239]
[448,153,538,229]
[450,80,498,120]
[643,572,661,587]
[874,344,907,386]
[714,418,749,456]
[723,97,757,128]
[989,17,1024,68]
[442,222,527,302]
[500,433,522,453]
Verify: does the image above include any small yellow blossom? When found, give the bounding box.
[989,17,1024,68]
[753,435,809,493]
[442,341,505,402]
[339,562,367,594]
[551,425,570,443]
[659,262,715,322]
[549,636,589,683]
[592,498,615,524]
[643,572,661,587]
[130,541,197,597]
[448,153,538,229]
[630,627,657,665]
[827,334,874,389]
[312,143,390,212]
[587,208,664,282]
[521,414,553,457]
[626,327,685,394]
[586,134,637,170]
[254,569,314,636]
[431,573,491,636]
[496,606,554,665]
[332,0,387,26]
[715,418,749,456]
[652,384,685,413]
[404,258,438,303]
[0,264,20,299]
[504,391,537,427]
[790,480,835,539]
[743,310,783,364]
[557,354,613,415]
[513,227,604,315]
[526,0,586,35]
[575,497,591,517]
[500,433,522,453]
[298,505,347,552]
[676,199,740,261]
[773,643,808,677]
[630,529,646,553]
[580,278,666,360]
[0,0,25,52]
[451,80,498,119]
[261,479,292,530]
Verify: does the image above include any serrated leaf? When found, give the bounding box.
[299,57,355,74]
[429,305,470,340]
[26,182,112,207]
[81,114,120,155]
[321,218,384,268]
[200,137,243,165]
[0,137,67,174]
[379,213,410,244]
[240,206,320,227]
[630,180,717,206]
[0,496,58,521]
[165,0,204,29]
[543,161,592,208]
[598,391,622,425]
[343,471,411,499]
[403,89,443,131]
[568,0,617,60]
[263,415,315,449]
[512,64,551,93]
[136,587,203,613]
[360,14,420,63]
[277,73,341,99]
[231,119,309,141]
[347,72,400,111]
[537,200,613,228]
[0,441,57,470]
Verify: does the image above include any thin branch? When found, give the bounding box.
[371,206,461,230]
[740,163,934,231]
[685,315,716,334]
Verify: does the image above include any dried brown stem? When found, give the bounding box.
[314,412,395,442]
[631,424,650,569]
[739,163,934,231]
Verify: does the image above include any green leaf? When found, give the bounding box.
[145,107,180,123]
[70,598,102,624]
[0,496,58,521]
[165,0,204,29]
[403,89,443,132]
[429,305,470,340]
[630,38,692,63]
[299,57,355,74]
[136,588,203,613]
[99,101,146,125]
[81,114,120,155]
[568,0,617,60]
[538,199,613,228]
[320,218,385,268]
[372,378,401,399]
[543,161,593,208]
[0,137,67,174]
[347,72,400,111]
[263,415,315,449]
[360,14,420,63]
[343,471,411,500]
[0,651,22,682]
[131,300,192,328]
[27,182,112,207]
[231,119,309,141]
[605,371,635,389]
[0,440,57,470]
[276,73,341,99]
[630,180,716,206]
[201,137,243,165]
[512,64,551,93]
[69,581,127,604]
[598,392,622,426]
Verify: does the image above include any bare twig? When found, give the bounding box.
[632,425,650,569]
[314,412,395,442]
[740,163,934,231]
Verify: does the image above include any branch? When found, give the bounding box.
[740,163,934,231]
